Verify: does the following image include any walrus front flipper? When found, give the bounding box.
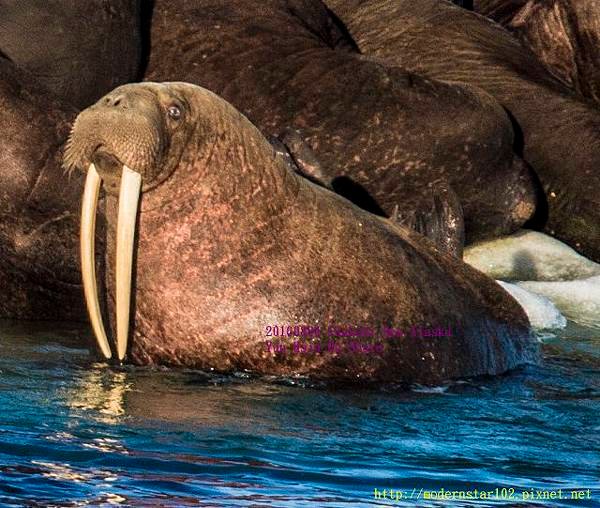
[268,132,331,188]
[392,182,465,258]
[277,128,332,189]
[268,135,303,177]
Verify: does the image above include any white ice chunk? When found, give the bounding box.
[498,281,567,330]
[465,230,600,281]
[518,276,600,329]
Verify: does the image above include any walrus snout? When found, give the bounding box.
[67,87,161,362]
[90,146,127,195]
[101,92,128,109]
[64,90,164,187]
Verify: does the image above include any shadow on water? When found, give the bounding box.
[0,320,598,506]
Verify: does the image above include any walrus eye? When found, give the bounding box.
[167,105,181,120]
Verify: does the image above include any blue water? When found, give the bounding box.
[0,320,598,507]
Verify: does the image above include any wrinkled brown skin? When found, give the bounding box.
[474,0,600,104]
[0,1,142,319]
[273,128,332,189]
[65,82,539,385]
[0,58,86,320]
[394,182,465,258]
[0,0,142,108]
[323,0,600,261]
[273,129,465,258]
[143,0,536,244]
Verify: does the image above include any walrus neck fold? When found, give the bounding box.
[141,107,302,229]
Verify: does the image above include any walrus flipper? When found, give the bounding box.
[392,182,465,259]
[276,128,332,189]
[268,135,303,178]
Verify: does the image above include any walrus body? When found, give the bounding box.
[272,129,466,258]
[144,0,536,244]
[0,0,142,108]
[473,0,600,104]
[0,58,85,320]
[322,0,600,261]
[65,82,538,385]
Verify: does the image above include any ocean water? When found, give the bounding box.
[0,319,598,507]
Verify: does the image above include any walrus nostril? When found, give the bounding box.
[104,94,126,108]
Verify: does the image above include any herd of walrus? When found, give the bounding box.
[1,0,598,385]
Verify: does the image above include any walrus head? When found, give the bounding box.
[65,83,217,362]
[64,83,193,194]
[64,83,192,361]
[64,82,296,363]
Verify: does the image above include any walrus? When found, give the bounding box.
[472,0,600,104]
[63,81,539,384]
[0,1,142,319]
[322,0,600,262]
[270,129,465,257]
[143,0,537,245]
[0,0,142,108]
[0,57,86,320]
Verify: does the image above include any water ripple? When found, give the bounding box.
[0,320,598,507]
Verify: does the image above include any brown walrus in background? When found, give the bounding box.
[472,0,600,104]
[0,0,142,108]
[143,0,537,246]
[270,129,466,257]
[0,58,85,320]
[322,0,600,262]
[64,81,539,385]
[0,1,142,319]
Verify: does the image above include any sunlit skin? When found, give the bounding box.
[64,81,538,384]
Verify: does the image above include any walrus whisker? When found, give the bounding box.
[80,162,142,361]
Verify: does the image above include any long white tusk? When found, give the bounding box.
[81,163,112,359]
[115,165,142,361]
